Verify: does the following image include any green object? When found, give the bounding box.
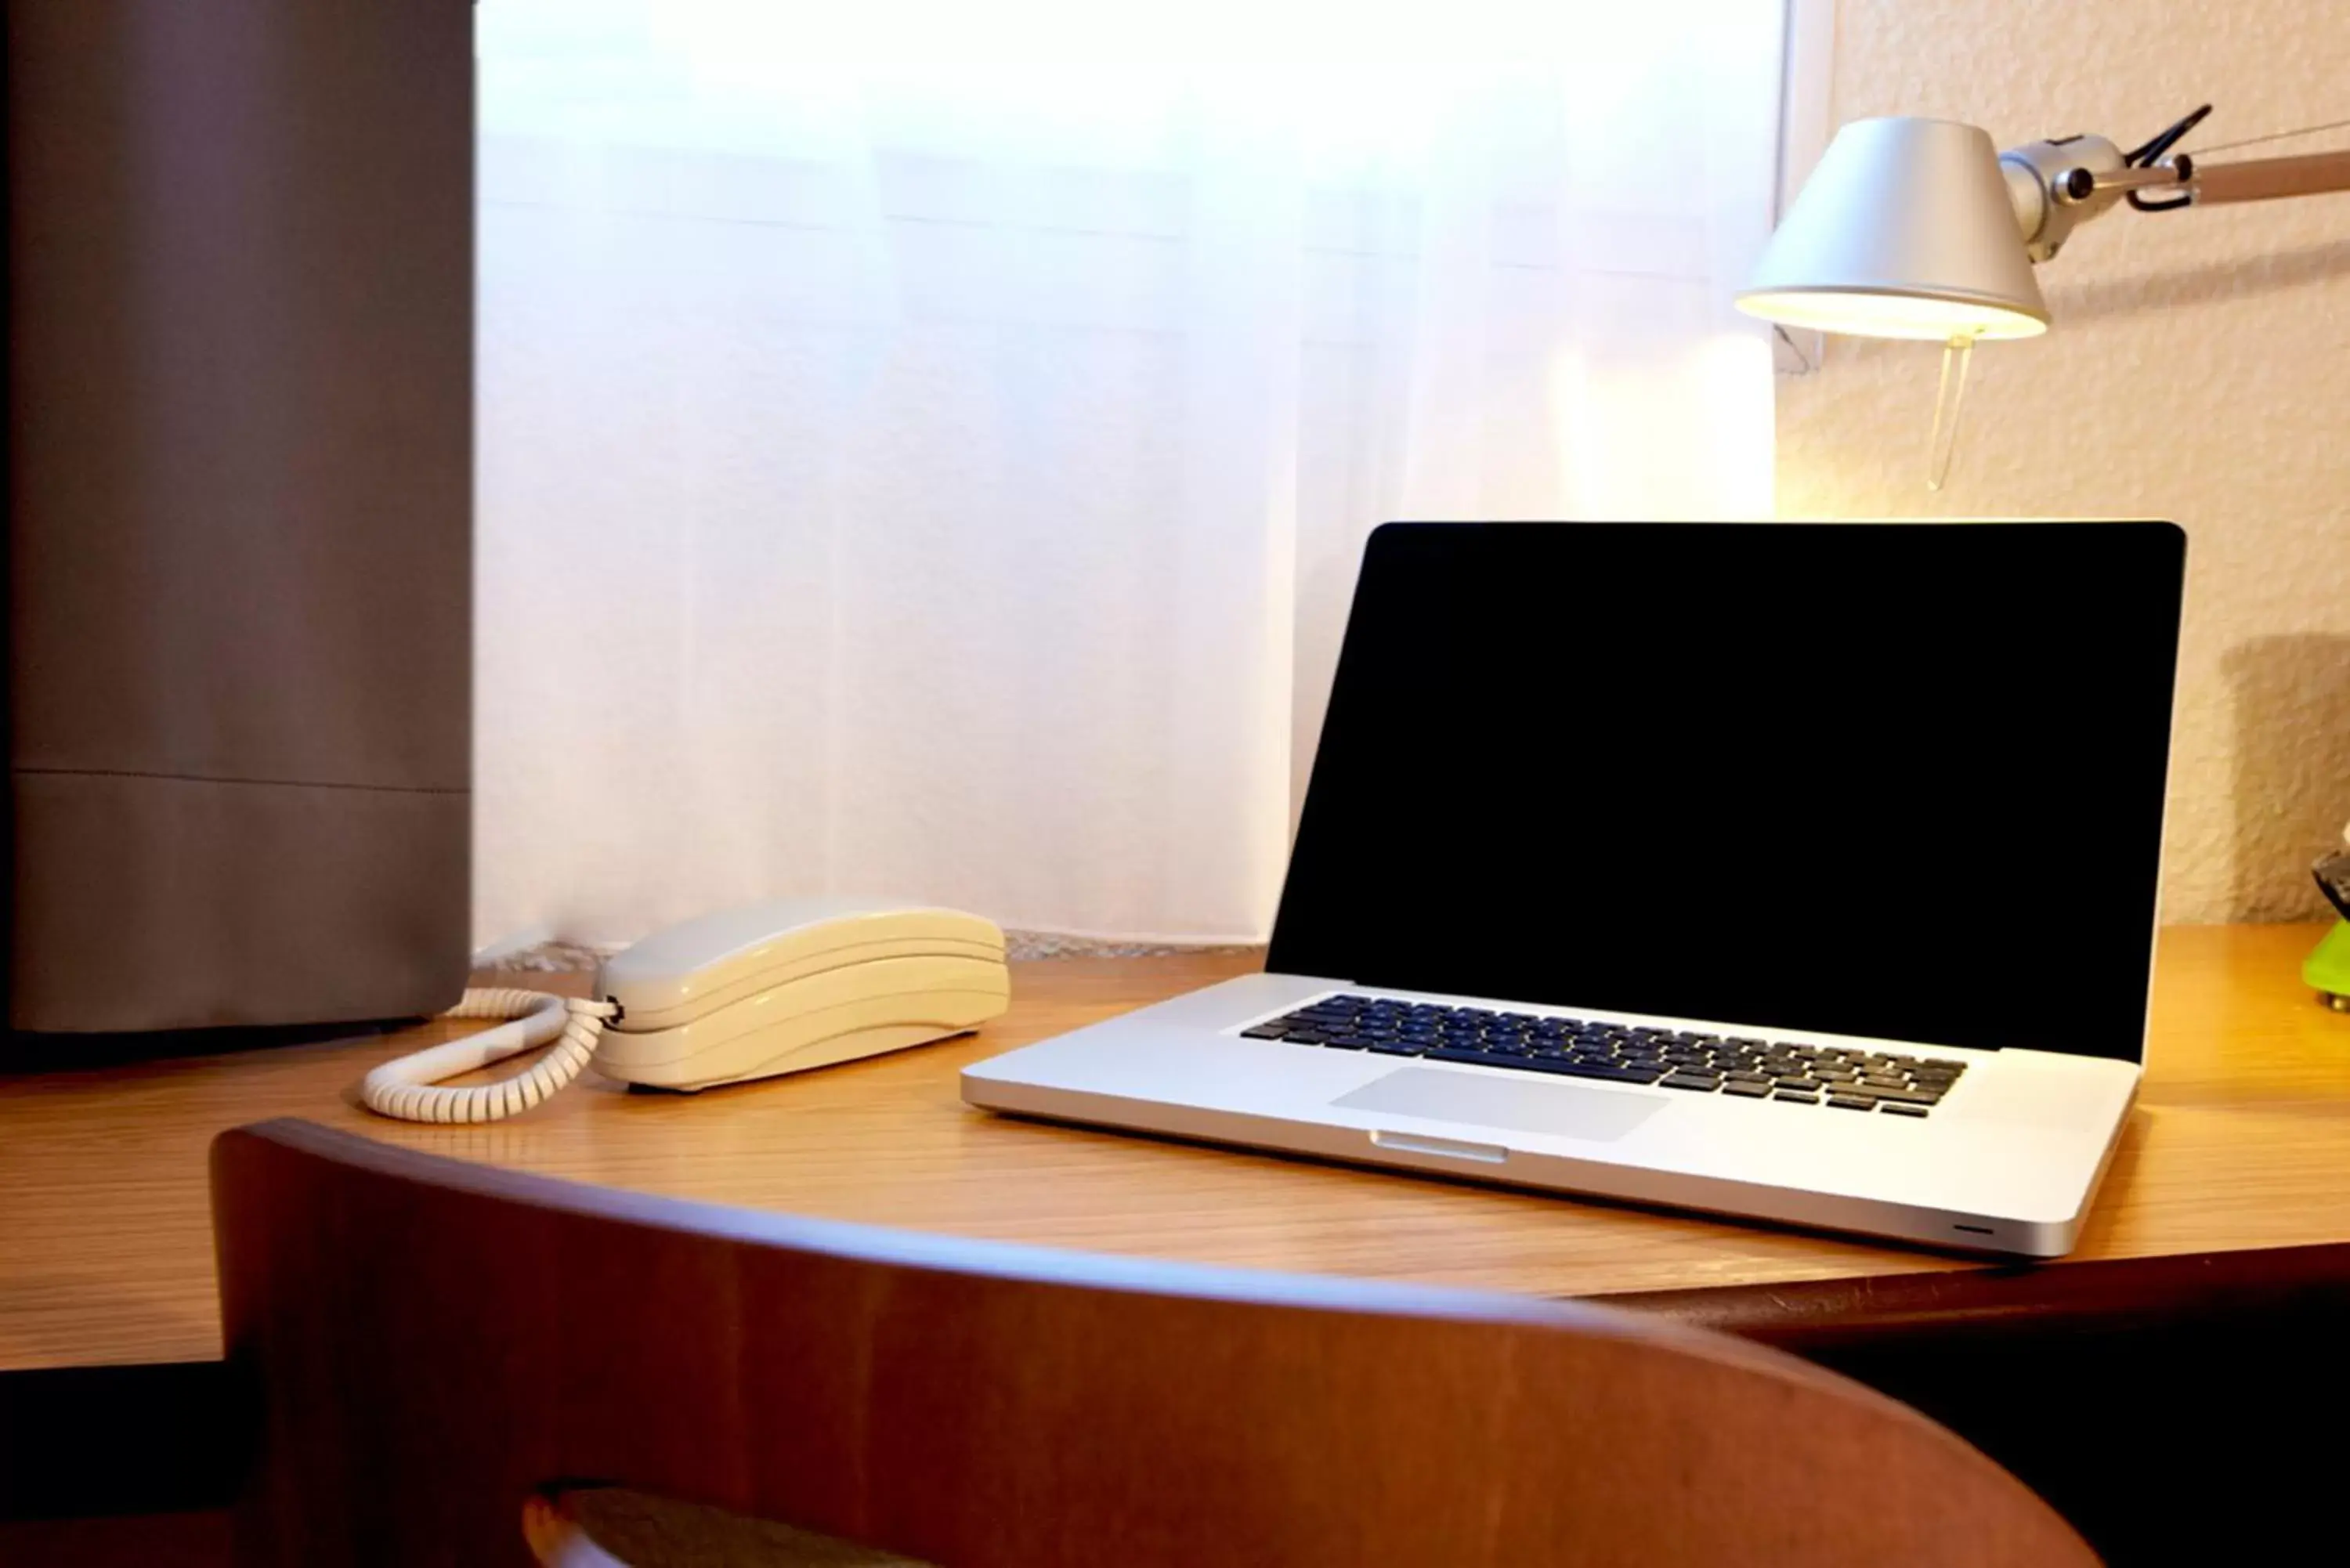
[2305,921,2350,1010]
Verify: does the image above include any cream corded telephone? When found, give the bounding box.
[360,898,1010,1123]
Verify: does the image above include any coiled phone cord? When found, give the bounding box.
[360,988,620,1124]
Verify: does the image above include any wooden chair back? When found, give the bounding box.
[212,1118,2097,1566]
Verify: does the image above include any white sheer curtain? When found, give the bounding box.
[475,2,1784,949]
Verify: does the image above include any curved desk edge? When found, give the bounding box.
[1606,1239,2350,1350]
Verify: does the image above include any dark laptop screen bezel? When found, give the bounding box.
[1265,521,2186,1065]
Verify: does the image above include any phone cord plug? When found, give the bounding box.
[360,988,621,1123]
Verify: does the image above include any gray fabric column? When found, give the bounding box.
[6,0,475,1032]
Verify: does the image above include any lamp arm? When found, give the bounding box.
[2191,149,2350,205]
[2005,139,2350,259]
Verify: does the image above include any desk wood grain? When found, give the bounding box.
[5,925,2349,1372]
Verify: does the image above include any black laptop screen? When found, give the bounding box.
[1265,522,2184,1064]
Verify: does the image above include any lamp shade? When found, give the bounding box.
[1738,117,2048,341]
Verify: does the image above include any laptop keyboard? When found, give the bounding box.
[1241,994,1967,1117]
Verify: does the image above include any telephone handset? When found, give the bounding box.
[360,898,1010,1123]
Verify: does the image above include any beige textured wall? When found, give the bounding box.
[1777,0,2350,923]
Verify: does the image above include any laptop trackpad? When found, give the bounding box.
[1333,1066,1666,1143]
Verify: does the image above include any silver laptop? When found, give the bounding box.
[964,521,2185,1257]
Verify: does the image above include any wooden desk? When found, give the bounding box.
[6,923,2349,1374]
[8,923,2350,1563]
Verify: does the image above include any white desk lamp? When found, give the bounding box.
[1737,107,2350,485]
